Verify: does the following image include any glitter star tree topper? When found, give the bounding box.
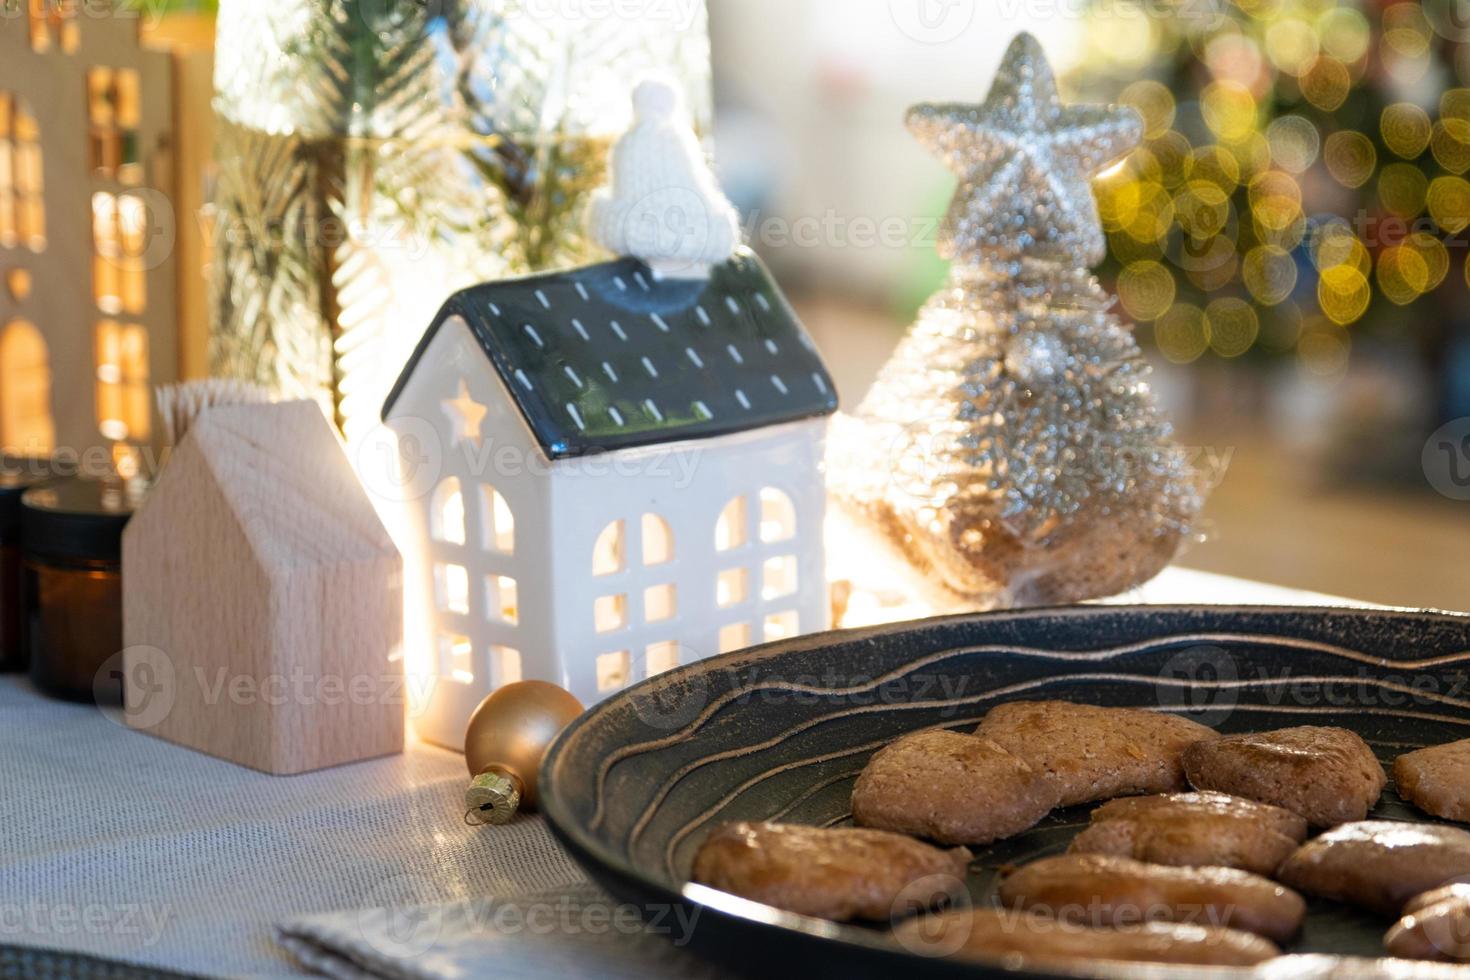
[831,33,1205,608]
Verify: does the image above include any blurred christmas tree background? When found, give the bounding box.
[1069,0,1470,428]
[38,0,1460,607]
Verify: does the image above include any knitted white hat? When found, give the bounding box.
[588,77,740,280]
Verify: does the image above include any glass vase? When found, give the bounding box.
[207,0,712,441]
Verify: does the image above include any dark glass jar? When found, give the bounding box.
[21,477,141,704]
[0,457,57,673]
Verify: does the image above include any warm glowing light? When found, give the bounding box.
[0,319,55,454]
[1075,0,1467,372]
[1202,81,1258,142]
[1150,131,1193,188]
[1120,80,1176,139]
[1229,132,1273,176]
[93,320,149,443]
[1154,303,1210,363]
[1175,181,1232,238]
[1118,260,1176,321]
[1412,231,1449,288]
[1429,176,1470,232]
[1431,119,1470,174]
[1382,2,1433,59]
[1318,265,1372,325]
[1086,9,1158,68]
[0,95,47,251]
[1205,35,1266,93]
[1301,56,1352,111]
[1243,245,1298,305]
[1249,170,1303,233]
[1266,115,1320,173]
[1323,131,1377,188]
[1377,162,1429,217]
[1381,102,1432,159]
[1444,88,1470,121]
[1265,18,1319,75]
[1189,145,1241,192]
[1181,239,1239,292]
[1124,182,1175,243]
[1317,8,1371,63]
[1378,245,1430,305]
[1205,297,1260,357]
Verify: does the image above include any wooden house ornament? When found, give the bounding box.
[383,80,839,748]
[0,3,214,470]
[123,398,404,775]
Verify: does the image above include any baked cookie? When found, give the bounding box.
[851,729,1060,845]
[1088,790,1310,841]
[1069,791,1307,876]
[1395,739,1470,822]
[975,700,1217,807]
[1277,821,1470,917]
[690,821,971,922]
[1385,884,1470,961]
[892,908,1280,968]
[1182,726,1386,827]
[997,853,1306,943]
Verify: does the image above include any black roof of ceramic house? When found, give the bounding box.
[382,248,839,460]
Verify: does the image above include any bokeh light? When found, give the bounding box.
[1266,18,1321,76]
[1155,303,1210,363]
[1250,170,1304,234]
[1433,119,1470,173]
[1316,8,1372,63]
[1176,181,1233,238]
[1077,0,1470,367]
[1381,102,1432,158]
[1267,115,1321,172]
[1155,132,1194,185]
[1206,297,1262,356]
[1377,243,1431,304]
[1121,80,1177,139]
[1377,161,1429,216]
[1318,264,1372,324]
[1118,260,1177,321]
[1428,175,1470,230]
[1301,56,1352,110]
[1323,131,1377,187]
[1243,244,1298,304]
[1203,81,1259,142]
[1190,145,1242,192]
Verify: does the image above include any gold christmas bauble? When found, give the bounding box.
[463,681,583,826]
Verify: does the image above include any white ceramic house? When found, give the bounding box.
[382,80,839,748]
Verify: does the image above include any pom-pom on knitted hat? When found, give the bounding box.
[588,76,740,280]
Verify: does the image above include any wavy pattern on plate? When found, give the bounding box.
[586,628,1470,831]
[542,605,1470,977]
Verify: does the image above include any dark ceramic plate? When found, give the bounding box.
[540,605,1470,979]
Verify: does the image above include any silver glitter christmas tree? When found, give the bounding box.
[831,33,1204,609]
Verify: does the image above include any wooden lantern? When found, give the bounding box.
[0,4,214,471]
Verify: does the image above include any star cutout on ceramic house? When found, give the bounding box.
[442,380,488,446]
[906,32,1143,268]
